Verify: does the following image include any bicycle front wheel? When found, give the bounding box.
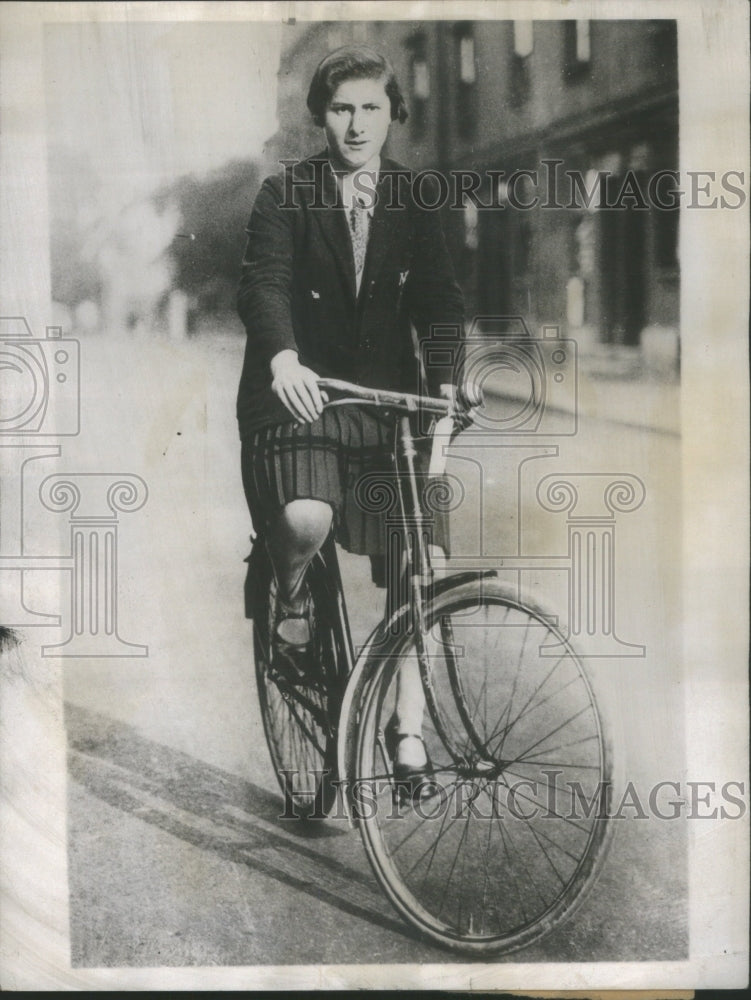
[354,574,614,955]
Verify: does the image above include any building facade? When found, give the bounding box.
[265,18,679,360]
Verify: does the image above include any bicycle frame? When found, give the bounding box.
[388,411,493,773]
[253,379,615,950]
[307,379,492,812]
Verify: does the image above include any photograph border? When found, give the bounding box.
[1,0,748,990]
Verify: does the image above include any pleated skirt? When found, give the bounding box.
[241,405,448,584]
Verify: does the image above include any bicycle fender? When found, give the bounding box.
[243,538,270,621]
[335,619,386,822]
[336,568,499,818]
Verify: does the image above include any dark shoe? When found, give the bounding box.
[384,718,437,806]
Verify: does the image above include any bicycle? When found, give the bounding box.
[248,377,614,955]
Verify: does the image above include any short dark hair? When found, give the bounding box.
[306,45,408,127]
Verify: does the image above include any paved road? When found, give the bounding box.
[59,330,686,967]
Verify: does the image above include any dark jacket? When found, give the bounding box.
[236,153,464,438]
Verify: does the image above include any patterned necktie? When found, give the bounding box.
[348,198,369,287]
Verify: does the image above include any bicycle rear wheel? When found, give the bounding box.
[253,538,344,819]
[354,574,614,954]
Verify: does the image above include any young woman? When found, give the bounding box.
[237,45,464,780]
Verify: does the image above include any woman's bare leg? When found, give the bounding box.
[393,661,428,768]
[266,498,332,643]
[388,551,432,770]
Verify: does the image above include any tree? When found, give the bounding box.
[158,159,262,322]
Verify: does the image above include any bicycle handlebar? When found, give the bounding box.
[317,378,483,416]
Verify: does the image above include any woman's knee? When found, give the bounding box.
[276,499,332,552]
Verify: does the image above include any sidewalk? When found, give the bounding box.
[481,346,680,436]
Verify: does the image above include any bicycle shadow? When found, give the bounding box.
[64,701,421,946]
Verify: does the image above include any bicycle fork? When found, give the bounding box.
[396,416,500,779]
[393,416,472,774]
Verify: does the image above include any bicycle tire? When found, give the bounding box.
[253,541,344,819]
[354,574,614,955]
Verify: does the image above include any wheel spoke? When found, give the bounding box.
[488,663,582,752]
[401,780,464,879]
[436,790,475,920]
[505,703,593,767]
[355,582,612,953]
[254,559,340,818]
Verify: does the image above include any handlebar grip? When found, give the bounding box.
[456,380,483,410]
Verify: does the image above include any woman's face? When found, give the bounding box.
[323,76,392,173]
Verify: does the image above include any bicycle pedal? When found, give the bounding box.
[271,667,324,693]
[391,775,441,810]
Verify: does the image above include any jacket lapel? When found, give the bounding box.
[307,154,357,305]
[305,155,409,306]
[360,167,404,297]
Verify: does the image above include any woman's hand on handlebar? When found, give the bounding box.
[270,350,328,424]
[440,381,481,430]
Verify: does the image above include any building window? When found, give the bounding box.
[459,32,476,84]
[513,20,534,58]
[406,32,430,137]
[413,54,430,99]
[453,22,477,138]
[564,20,591,80]
[575,20,591,61]
[510,21,533,106]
